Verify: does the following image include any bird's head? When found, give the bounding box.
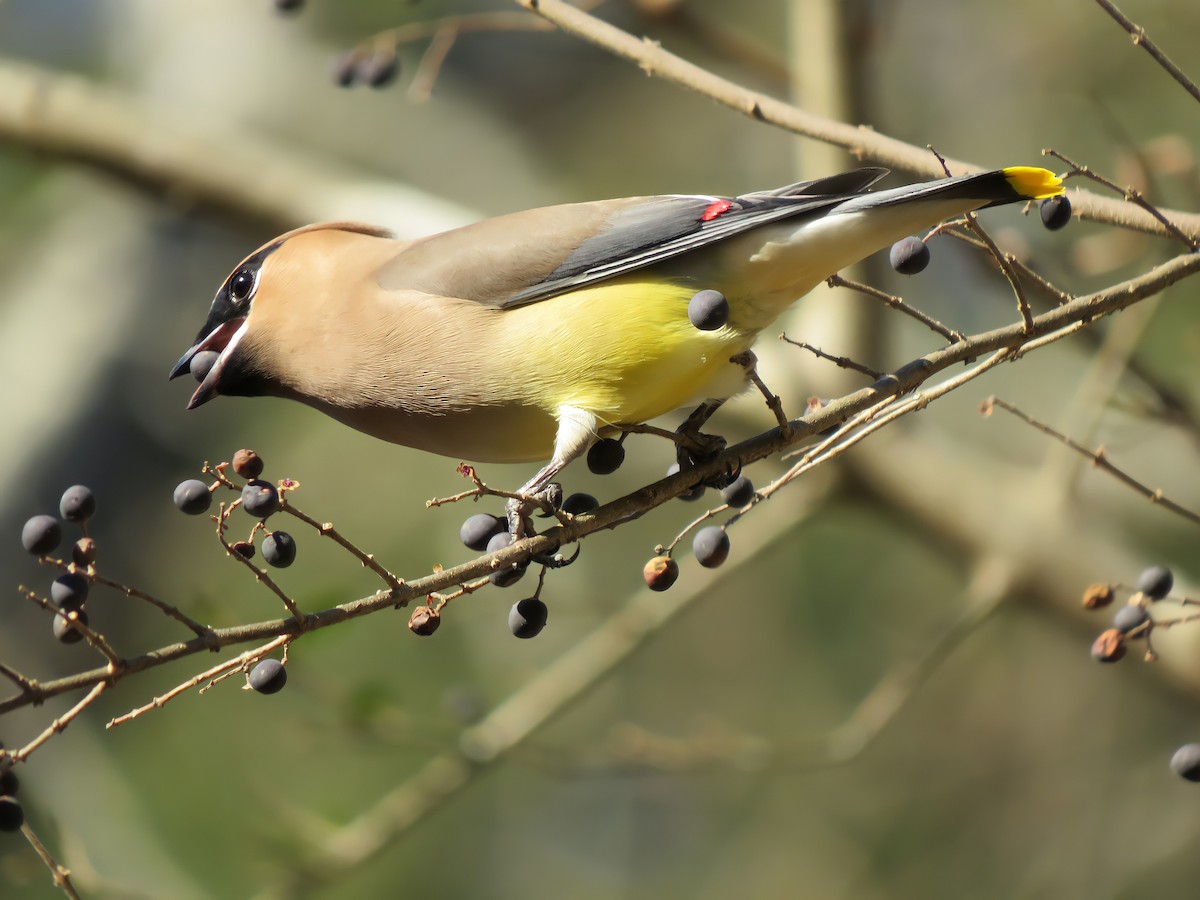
[169,222,394,409]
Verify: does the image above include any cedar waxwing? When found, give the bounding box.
[170,166,1062,514]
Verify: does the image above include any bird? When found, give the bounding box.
[170,166,1062,526]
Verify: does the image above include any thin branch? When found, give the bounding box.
[512,0,1200,240]
[1046,148,1200,251]
[1094,0,1200,105]
[983,397,1200,528]
[825,274,966,342]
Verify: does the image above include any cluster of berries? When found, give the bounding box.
[20,485,99,644]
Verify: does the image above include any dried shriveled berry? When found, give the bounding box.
[51,572,89,608]
[190,350,219,383]
[720,474,754,508]
[1171,743,1200,782]
[232,541,255,560]
[693,526,730,568]
[262,531,296,567]
[1113,604,1149,636]
[587,438,625,475]
[508,597,548,639]
[1039,195,1072,231]
[643,555,679,592]
[173,480,212,515]
[248,659,287,694]
[53,608,88,644]
[241,480,280,518]
[562,493,599,516]
[0,796,23,832]
[59,485,95,523]
[688,289,729,331]
[1090,628,1126,663]
[72,537,96,567]
[232,449,264,480]
[889,236,930,274]
[460,513,505,551]
[21,515,61,556]
[409,605,441,636]
[1081,583,1114,610]
[1136,565,1173,601]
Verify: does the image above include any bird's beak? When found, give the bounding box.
[168,317,248,409]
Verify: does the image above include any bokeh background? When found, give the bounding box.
[2,1,1200,897]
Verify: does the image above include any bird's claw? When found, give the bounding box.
[505,482,562,538]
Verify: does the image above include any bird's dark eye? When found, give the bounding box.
[229,268,255,303]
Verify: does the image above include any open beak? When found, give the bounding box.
[168,317,247,409]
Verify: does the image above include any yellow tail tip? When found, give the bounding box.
[1003,166,1064,199]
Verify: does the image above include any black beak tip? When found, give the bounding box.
[169,348,196,381]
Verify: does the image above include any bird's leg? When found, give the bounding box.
[505,465,563,539]
[731,350,790,430]
[506,405,596,539]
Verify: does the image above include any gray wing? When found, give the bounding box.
[376,168,889,309]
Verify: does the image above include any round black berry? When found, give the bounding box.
[688,289,729,331]
[0,767,18,797]
[21,515,61,556]
[241,480,280,518]
[0,796,23,832]
[53,608,88,644]
[889,236,931,275]
[1172,743,1200,782]
[190,350,220,383]
[1136,565,1173,601]
[460,513,505,551]
[50,572,89,608]
[1112,604,1149,635]
[59,485,95,523]
[262,531,297,568]
[508,597,548,639]
[720,474,754,508]
[587,438,625,475]
[562,493,599,516]
[693,526,730,568]
[273,0,304,12]
[1039,195,1072,231]
[248,659,287,694]
[487,532,527,588]
[173,480,212,515]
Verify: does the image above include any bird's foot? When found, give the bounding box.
[505,482,563,539]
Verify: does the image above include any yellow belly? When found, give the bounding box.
[500,277,755,431]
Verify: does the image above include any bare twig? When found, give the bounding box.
[1094,0,1200,105]
[1046,148,1199,251]
[512,0,1200,239]
[982,397,1200,528]
[825,274,966,342]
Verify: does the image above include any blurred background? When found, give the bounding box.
[2,0,1200,897]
